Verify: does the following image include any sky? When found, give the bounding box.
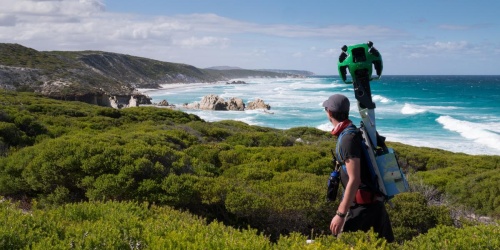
[1,0,499,75]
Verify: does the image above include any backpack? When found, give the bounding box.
[335,123,409,201]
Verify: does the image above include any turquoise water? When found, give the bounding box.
[141,75,500,155]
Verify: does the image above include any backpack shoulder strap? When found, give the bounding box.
[335,125,358,164]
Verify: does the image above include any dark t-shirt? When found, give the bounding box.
[337,131,375,191]
[338,132,362,160]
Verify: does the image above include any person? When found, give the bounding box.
[323,94,394,243]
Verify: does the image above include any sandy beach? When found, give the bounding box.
[137,82,228,94]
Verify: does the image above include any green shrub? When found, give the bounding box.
[0,121,25,146]
[391,142,500,217]
[120,106,202,124]
[160,174,200,207]
[275,230,390,250]
[95,107,121,118]
[187,120,233,142]
[402,224,500,250]
[388,192,454,242]
[0,200,274,250]
[1,90,499,248]
[1,129,193,204]
[185,143,228,169]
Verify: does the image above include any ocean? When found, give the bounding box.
[140,75,500,156]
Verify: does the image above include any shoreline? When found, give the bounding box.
[134,77,500,156]
[137,81,230,94]
[137,101,499,156]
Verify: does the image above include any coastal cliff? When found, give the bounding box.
[0,43,306,108]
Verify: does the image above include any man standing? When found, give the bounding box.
[323,94,394,242]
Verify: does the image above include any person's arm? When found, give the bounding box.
[337,157,361,213]
[330,157,361,235]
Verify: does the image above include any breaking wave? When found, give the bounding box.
[436,115,500,152]
[401,103,427,115]
[373,95,392,103]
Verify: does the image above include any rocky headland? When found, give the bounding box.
[0,43,309,109]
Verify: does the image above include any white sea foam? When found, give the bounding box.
[469,115,500,124]
[380,131,500,155]
[373,95,392,103]
[436,115,500,153]
[317,122,334,132]
[401,103,427,115]
[289,82,343,90]
[400,103,461,116]
[144,77,499,155]
[484,122,500,134]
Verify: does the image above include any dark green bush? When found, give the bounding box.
[0,121,25,146]
[402,224,500,250]
[0,130,194,204]
[0,200,273,249]
[391,142,500,217]
[388,192,454,242]
[186,120,233,142]
[120,106,202,124]
[95,107,121,118]
[1,90,499,248]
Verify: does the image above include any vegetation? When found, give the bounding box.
[0,43,305,100]
[2,200,495,250]
[0,90,498,248]
[390,142,500,217]
[0,44,72,71]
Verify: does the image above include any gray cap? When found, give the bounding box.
[322,94,350,113]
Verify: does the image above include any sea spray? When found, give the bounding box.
[141,75,500,155]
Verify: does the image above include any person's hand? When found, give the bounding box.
[330,215,345,236]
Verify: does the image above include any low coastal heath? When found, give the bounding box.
[141,75,500,156]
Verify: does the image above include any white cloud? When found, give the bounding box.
[0,0,104,17]
[408,52,428,59]
[174,36,230,48]
[433,41,469,50]
[107,18,190,41]
[401,41,470,56]
[0,0,406,48]
[1,0,495,74]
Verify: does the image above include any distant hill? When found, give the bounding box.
[205,66,243,70]
[0,43,306,107]
[257,69,315,76]
[207,66,315,76]
[204,68,308,79]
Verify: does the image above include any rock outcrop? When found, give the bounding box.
[157,100,169,106]
[199,94,229,110]
[49,89,152,109]
[226,80,246,84]
[247,98,271,110]
[108,94,152,109]
[184,94,245,111]
[184,95,271,112]
[227,97,246,111]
